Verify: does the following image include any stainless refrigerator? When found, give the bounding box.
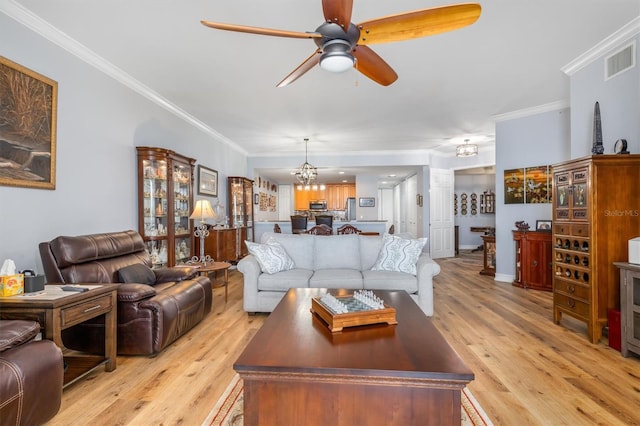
[345,197,356,221]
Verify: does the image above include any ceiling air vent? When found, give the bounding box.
[605,41,635,81]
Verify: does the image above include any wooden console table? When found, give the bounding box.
[0,284,117,387]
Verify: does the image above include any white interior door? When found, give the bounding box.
[406,175,418,237]
[278,185,292,220]
[429,169,455,259]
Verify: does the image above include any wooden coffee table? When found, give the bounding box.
[234,288,474,425]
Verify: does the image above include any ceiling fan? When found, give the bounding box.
[201,1,481,87]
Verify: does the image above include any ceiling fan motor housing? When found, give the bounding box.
[315,23,360,72]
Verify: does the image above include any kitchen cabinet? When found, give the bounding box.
[136,146,195,268]
[293,184,355,211]
[294,187,326,210]
[552,155,640,343]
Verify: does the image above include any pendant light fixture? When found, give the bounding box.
[295,138,318,186]
[456,139,478,157]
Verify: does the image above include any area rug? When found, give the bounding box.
[202,374,493,426]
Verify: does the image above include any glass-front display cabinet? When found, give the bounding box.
[228,176,254,248]
[137,147,195,267]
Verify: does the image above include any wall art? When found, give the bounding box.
[0,56,58,189]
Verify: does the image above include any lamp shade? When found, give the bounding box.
[189,199,217,222]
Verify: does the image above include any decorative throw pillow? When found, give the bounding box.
[118,263,156,285]
[372,234,427,275]
[245,240,295,274]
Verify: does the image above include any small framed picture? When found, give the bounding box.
[536,220,552,231]
[197,165,218,197]
[254,193,259,205]
[359,197,375,207]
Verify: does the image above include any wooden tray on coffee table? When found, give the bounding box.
[311,294,397,332]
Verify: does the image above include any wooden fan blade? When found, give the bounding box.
[276,50,322,88]
[356,3,481,45]
[322,0,354,31]
[201,20,322,39]
[352,46,398,86]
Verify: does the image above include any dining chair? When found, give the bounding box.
[305,224,333,235]
[315,215,333,228]
[290,215,308,234]
[337,224,361,235]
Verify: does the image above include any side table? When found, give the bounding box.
[192,261,232,302]
[0,284,117,387]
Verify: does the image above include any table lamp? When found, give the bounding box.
[189,199,217,264]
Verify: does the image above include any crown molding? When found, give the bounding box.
[562,16,640,76]
[492,100,569,123]
[1,0,247,156]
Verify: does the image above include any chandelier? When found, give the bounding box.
[456,139,478,157]
[295,138,318,185]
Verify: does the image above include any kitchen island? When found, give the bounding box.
[254,220,388,242]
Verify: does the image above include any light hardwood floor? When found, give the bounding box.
[48,253,640,425]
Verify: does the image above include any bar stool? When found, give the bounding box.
[290,215,308,234]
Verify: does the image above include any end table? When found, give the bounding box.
[192,261,232,302]
[0,284,118,387]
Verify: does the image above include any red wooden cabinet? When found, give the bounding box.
[513,230,553,291]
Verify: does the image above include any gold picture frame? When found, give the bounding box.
[0,56,58,189]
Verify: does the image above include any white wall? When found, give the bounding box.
[494,108,570,281]
[0,15,247,272]
[454,174,496,249]
[569,35,640,157]
[355,175,379,220]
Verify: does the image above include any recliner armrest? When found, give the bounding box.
[116,283,156,302]
[153,266,198,283]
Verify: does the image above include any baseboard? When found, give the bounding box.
[494,273,513,283]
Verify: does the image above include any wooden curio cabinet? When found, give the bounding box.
[136,147,195,268]
[480,235,496,276]
[552,155,640,343]
[228,177,254,257]
[512,230,552,291]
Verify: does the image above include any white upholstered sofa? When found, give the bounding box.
[237,232,441,315]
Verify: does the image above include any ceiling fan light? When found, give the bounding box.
[320,39,354,73]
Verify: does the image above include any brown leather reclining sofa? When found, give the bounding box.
[0,320,63,426]
[39,230,212,355]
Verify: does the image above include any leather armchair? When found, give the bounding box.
[39,230,212,355]
[0,320,63,426]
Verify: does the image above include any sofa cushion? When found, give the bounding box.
[362,270,418,293]
[258,269,313,291]
[372,235,428,275]
[118,263,156,285]
[245,240,295,274]
[310,269,363,289]
[313,234,361,270]
[359,235,385,270]
[261,233,315,270]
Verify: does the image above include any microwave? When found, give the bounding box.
[309,201,327,210]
